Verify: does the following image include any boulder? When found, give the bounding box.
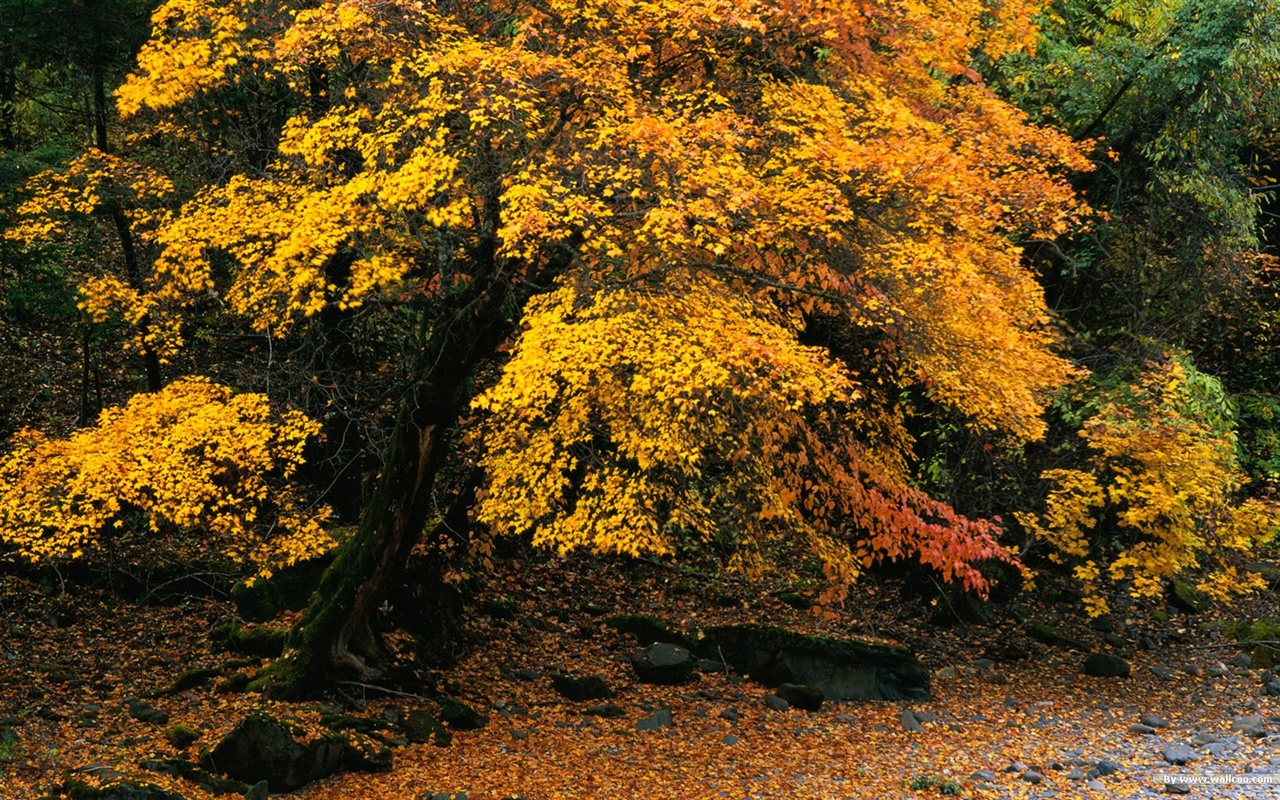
[631,643,697,685]
[1167,578,1207,614]
[1083,653,1130,678]
[697,624,929,700]
[200,712,345,792]
[438,698,488,730]
[551,674,614,702]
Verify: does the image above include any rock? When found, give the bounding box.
[1246,560,1280,588]
[139,756,250,794]
[606,615,696,648]
[1162,744,1198,765]
[697,659,726,673]
[210,623,287,658]
[165,724,202,749]
[1087,780,1106,791]
[1088,615,1115,632]
[583,704,625,719]
[1231,715,1266,737]
[1095,760,1122,776]
[1150,665,1177,680]
[160,667,221,695]
[200,712,345,792]
[1206,661,1230,677]
[59,769,187,800]
[636,707,672,732]
[438,698,487,731]
[718,708,739,723]
[1104,633,1125,648]
[969,770,999,783]
[1028,622,1088,651]
[631,643,697,685]
[1140,714,1169,729]
[900,709,924,733]
[127,700,170,726]
[1023,770,1044,784]
[936,666,959,679]
[1129,724,1157,734]
[516,669,541,682]
[550,674,614,702]
[774,683,823,712]
[721,734,739,745]
[244,780,269,800]
[1231,652,1252,668]
[401,709,450,746]
[764,695,789,712]
[1167,578,1207,614]
[1083,653,1130,677]
[697,623,929,700]
[1165,781,1192,794]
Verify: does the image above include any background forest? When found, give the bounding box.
[1,2,1280,794]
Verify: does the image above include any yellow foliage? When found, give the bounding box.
[1019,357,1280,614]
[0,378,333,576]
[473,274,1013,601]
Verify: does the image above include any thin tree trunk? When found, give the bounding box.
[92,59,163,391]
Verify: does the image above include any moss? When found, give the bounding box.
[1226,618,1280,668]
[164,723,201,749]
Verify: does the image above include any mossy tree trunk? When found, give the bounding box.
[276,270,510,695]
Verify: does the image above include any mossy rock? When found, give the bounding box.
[214,673,252,694]
[605,615,695,648]
[698,623,928,700]
[158,668,221,696]
[1027,622,1088,652]
[1226,618,1280,668]
[399,709,450,747]
[230,555,334,623]
[165,724,202,749]
[1167,578,1207,614]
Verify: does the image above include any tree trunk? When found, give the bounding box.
[92,58,163,391]
[274,268,511,696]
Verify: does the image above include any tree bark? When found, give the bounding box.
[274,265,511,696]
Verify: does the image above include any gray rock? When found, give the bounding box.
[127,700,170,726]
[244,781,269,800]
[1232,715,1266,737]
[764,695,789,712]
[1140,714,1169,728]
[1023,770,1044,784]
[936,666,959,679]
[1232,652,1253,669]
[1165,781,1192,794]
[631,643,698,685]
[636,707,673,732]
[1087,780,1106,791]
[1150,665,1177,680]
[900,709,924,733]
[1162,744,1198,765]
[1206,661,1230,677]
[718,708,739,723]
[1095,760,1122,776]
[1130,724,1157,734]
[721,734,739,745]
[970,770,999,782]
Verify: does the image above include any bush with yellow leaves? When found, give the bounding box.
[0,377,333,577]
[1018,354,1279,616]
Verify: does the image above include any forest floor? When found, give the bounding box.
[1,552,1278,800]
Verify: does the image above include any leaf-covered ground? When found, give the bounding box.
[1,554,1278,799]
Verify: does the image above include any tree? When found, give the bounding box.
[26,0,1091,693]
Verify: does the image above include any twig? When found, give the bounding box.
[335,680,436,703]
